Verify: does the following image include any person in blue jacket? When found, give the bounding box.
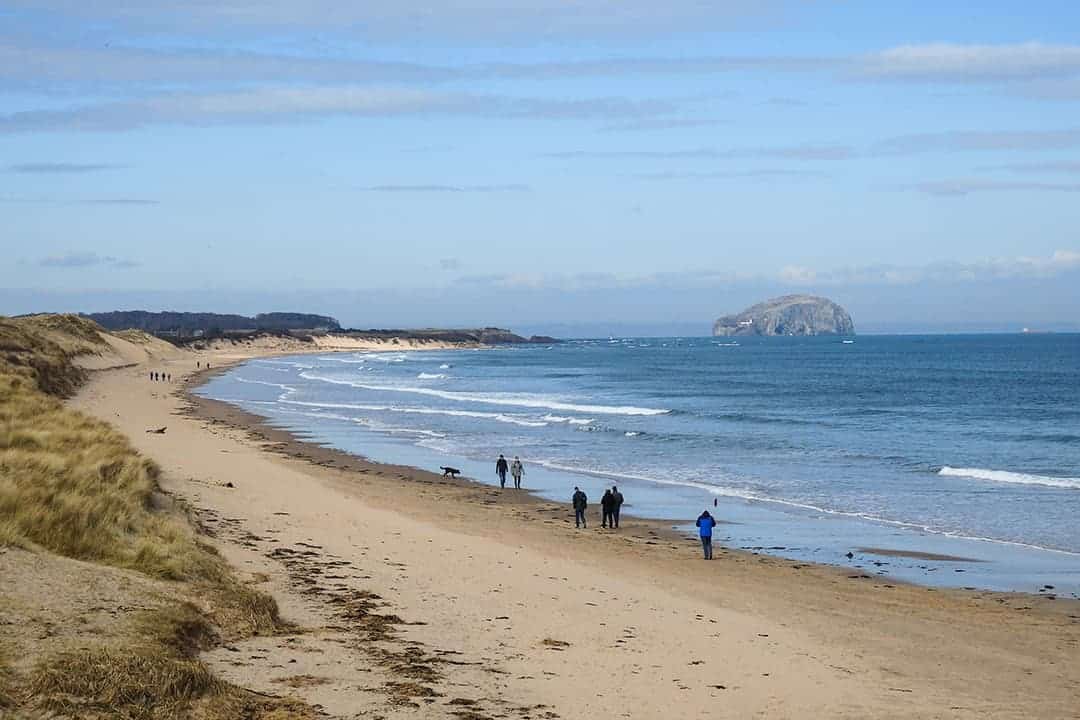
[696,510,717,559]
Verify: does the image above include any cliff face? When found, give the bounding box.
[713,295,854,337]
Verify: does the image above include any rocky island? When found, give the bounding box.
[713,295,855,337]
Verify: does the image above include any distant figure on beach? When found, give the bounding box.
[510,456,524,489]
[611,486,624,529]
[150,371,155,381]
[601,489,614,528]
[167,373,171,382]
[496,454,509,488]
[572,486,588,528]
[696,510,717,559]
[197,361,200,369]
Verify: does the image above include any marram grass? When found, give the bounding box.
[0,315,312,718]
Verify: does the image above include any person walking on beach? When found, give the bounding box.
[496,454,509,489]
[572,486,588,528]
[696,510,717,559]
[611,486,624,529]
[600,489,614,528]
[510,456,524,489]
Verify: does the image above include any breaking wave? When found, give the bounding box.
[938,467,1080,490]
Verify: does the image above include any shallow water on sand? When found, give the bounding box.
[197,335,1080,595]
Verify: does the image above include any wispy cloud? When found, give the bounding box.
[545,144,853,161]
[360,184,530,193]
[599,117,729,133]
[635,169,824,181]
[462,250,1080,292]
[978,160,1080,174]
[0,194,158,205]
[904,179,1080,197]
[38,252,140,269]
[3,1,806,40]
[86,197,160,205]
[7,162,123,173]
[0,86,676,134]
[860,43,1080,82]
[875,127,1080,154]
[777,251,1080,286]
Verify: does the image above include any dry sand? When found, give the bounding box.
[68,342,1080,719]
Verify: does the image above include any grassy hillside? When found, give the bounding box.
[0,315,313,718]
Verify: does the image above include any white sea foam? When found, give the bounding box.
[273,407,447,439]
[297,372,669,416]
[624,431,641,437]
[543,414,594,425]
[417,373,447,380]
[439,363,452,369]
[232,376,298,398]
[281,399,548,427]
[938,466,1080,490]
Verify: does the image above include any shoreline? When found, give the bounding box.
[188,352,1079,597]
[182,360,696,552]
[67,345,1080,718]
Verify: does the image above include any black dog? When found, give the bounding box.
[440,466,461,478]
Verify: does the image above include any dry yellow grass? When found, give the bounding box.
[0,315,312,718]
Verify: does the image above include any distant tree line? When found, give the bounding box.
[84,311,340,336]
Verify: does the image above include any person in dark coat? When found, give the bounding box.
[572,486,588,528]
[610,486,624,529]
[600,489,614,528]
[495,454,509,488]
[696,510,717,559]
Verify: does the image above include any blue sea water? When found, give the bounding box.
[196,335,1080,595]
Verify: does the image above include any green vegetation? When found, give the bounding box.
[0,315,312,718]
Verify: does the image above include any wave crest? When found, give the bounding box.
[298,372,669,416]
[938,466,1080,490]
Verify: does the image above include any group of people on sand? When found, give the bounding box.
[149,371,171,382]
[495,454,525,489]
[495,455,719,559]
[569,485,625,529]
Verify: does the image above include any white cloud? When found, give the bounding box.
[861,43,1080,82]
[776,251,1080,286]
[465,251,1080,292]
[0,86,675,133]
[4,1,802,39]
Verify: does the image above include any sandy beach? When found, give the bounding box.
[68,342,1080,719]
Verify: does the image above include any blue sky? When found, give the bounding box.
[2,1,1079,334]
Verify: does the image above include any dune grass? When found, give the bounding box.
[0,315,311,717]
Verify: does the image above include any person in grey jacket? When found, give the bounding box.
[510,456,524,489]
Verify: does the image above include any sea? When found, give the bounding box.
[196,334,1080,596]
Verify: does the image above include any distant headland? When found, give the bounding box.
[713,295,855,337]
[82,310,556,346]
